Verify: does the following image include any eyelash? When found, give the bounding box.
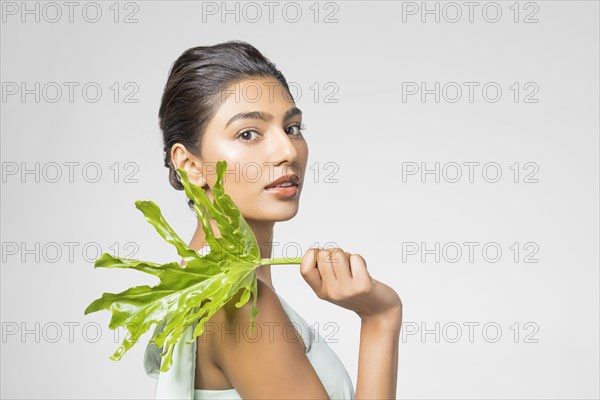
[237,123,306,143]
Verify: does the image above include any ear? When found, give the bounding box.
[171,144,208,188]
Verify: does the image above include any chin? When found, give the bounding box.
[269,204,300,222]
[246,204,300,223]
[272,209,299,222]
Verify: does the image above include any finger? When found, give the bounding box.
[349,254,371,283]
[317,248,338,282]
[344,251,353,279]
[300,248,322,292]
[332,251,353,281]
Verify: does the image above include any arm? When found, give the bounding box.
[300,248,403,399]
[355,307,402,399]
[203,278,330,399]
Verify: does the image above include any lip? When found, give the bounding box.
[264,185,299,199]
[264,174,300,189]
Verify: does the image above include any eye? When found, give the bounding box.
[286,123,306,136]
[237,129,261,142]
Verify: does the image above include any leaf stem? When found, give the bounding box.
[258,257,302,266]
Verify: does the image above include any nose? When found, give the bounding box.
[269,127,299,166]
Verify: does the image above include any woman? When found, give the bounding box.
[144,40,403,400]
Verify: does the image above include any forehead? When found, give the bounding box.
[211,77,296,124]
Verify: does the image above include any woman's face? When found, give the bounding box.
[178,76,308,223]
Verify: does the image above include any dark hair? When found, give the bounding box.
[159,40,293,209]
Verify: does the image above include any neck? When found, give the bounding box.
[188,215,276,291]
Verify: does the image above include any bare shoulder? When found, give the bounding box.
[221,278,281,323]
[202,279,329,399]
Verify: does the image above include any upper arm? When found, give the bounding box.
[206,279,329,399]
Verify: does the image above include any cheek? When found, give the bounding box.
[222,179,263,216]
[204,144,262,180]
[294,144,309,174]
[207,138,248,161]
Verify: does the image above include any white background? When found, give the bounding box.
[1,1,599,398]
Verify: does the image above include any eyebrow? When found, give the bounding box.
[225,107,302,128]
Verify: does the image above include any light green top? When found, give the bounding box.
[144,246,355,399]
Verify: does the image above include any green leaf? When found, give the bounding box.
[84,160,301,372]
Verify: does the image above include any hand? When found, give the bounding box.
[300,248,402,322]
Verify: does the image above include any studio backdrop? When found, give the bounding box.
[1,1,599,399]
